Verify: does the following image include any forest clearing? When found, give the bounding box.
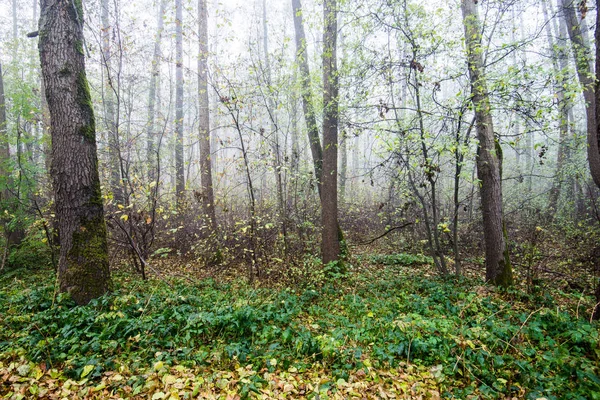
[1,0,600,398]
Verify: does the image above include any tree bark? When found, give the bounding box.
[0,63,13,242]
[291,0,323,194]
[147,0,166,184]
[461,0,513,287]
[543,0,571,214]
[559,0,600,188]
[262,0,287,252]
[39,0,111,305]
[101,0,122,203]
[175,0,185,205]
[321,0,340,264]
[198,0,217,232]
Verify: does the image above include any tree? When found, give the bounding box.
[39,0,110,304]
[321,0,340,263]
[291,0,323,194]
[559,0,600,187]
[100,0,122,203]
[461,0,513,287]
[198,0,217,232]
[175,0,185,206]
[147,0,167,183]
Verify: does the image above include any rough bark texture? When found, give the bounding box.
[39,0,110,305]
[461,0,512,287]
[175,0,185,205]
[198,0,217,231]
[559,0,600,188]
[595,0,600,320]
[147,0,166,183]
[321,0,340,264]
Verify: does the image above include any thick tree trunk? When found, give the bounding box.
[461,0,512,287]
[39,0,110,304]
[321,0,340,264]
[175,0,185,205]
[198,0,217,232]
[147,0,166,183]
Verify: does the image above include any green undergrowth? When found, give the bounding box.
[0,257,599,399]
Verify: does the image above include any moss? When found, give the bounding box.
[75,40,84,56]
[76,72,96,142]
[494,223,514,288]
[61,215,110,305]
[69,0,84,24]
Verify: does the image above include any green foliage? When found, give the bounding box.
[367,253,434,266]
[0,262,598,398]
[6,229,53,270]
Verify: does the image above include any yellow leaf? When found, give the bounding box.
[120,214,129,221]
[80,365,94,379]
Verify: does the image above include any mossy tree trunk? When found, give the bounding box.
[39,0,110,305]
[461,0,513,287]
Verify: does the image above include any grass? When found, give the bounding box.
[0,255,599,399]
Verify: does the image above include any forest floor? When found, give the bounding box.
[0,253,599,399]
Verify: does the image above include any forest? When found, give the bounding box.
[0,0,599,398]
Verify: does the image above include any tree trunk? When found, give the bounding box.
[461,0,512,287]
[101,0,122,203]
[543,0,570,214]
[262,0,287,253]
[39,0,111,305]
[198,0,217,232]
[338,18,347,206]
[291,0,323,194]
[559,0,600,188]
[175,0,185,205]
[321,0,340,264]
[147,0,166,184]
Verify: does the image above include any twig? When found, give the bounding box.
[352,222,413,246]
[503,307,543,356]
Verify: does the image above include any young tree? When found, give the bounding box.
[0,62,19,250]
[175,0,185,205]
[198,0,217,232]
[147,0,167,183]
[291,0,323,193]
[321,0,340,263]
[461,0,513,287]
[39,0,110,304]
[101,0,122,203]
